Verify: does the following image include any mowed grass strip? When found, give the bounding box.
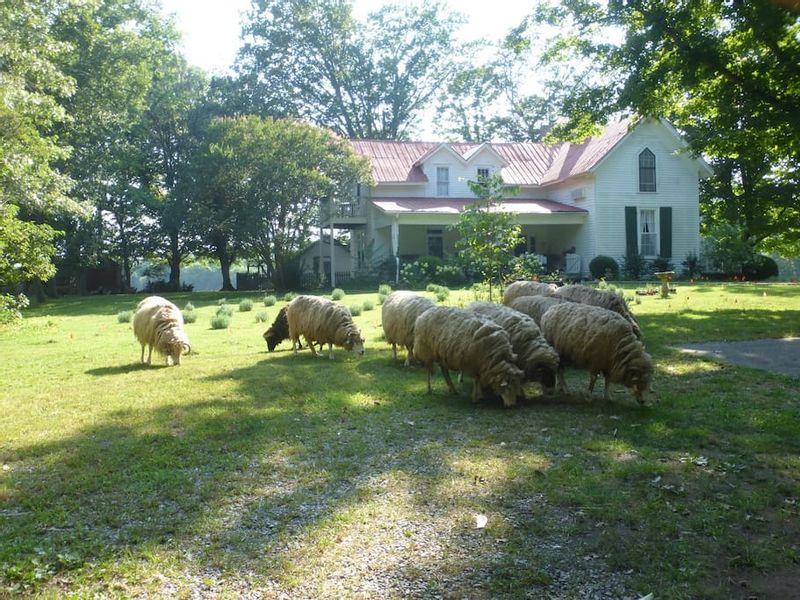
[0,284,798,598]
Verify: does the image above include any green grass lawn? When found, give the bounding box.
[1,284,799,598]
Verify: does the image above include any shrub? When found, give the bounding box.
[508,253,544,282]
[681,251,701,279]
[363,300,374,311]
[378,284,392,296]
[589,255,619,280]
[211,314,231,329]
[217,298,227,305]
[182,310,197,324]
[264,295,277,306]
[377,293,387,305]
[0,293,29,324]
[283,292,296,302]
[622,250,647,280]
[216,304,234,317]
[401,255,443,288]
[425,283,438,292]
[255,311,268,323]
[348,303,362,316]
[117,310,133,324]
[435,286,450,302]
[742,255,779,281]
[651,256,674,273]
[239,298,254,312]
[184,301,195,312]
[470,282,491,302]
[701,223,755,275]
[331,288,345,300]
[435,263,467,287]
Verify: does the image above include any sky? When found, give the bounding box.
[158,0,533,75]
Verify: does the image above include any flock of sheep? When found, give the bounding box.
[131,279,653,407]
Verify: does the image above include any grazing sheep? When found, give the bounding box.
[539,303,653,403]
[132,296,191,366]
[502,280,558,306]
[553,284,641,338]
[263,306,291,352]
[381,291,436,366]
[508,295,572,327]
[467,301,559,390]
[286,295,365,359]
[413,306,524,407]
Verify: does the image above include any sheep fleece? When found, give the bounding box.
[540,302,651,389]
[413,306,522,393]
[502,280,557,305]
[286,295,362,349]
[467,301,559,381]
[132,296,190,364]
[508,295,571,326]
[553,284,641,338]
[381,291,435,354]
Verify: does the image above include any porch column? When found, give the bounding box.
[318,224,324,282]
[330,222,336,288]
[391,217,399,284]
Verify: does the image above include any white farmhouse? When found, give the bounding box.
[320,117,713,281]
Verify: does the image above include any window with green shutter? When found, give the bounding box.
[625,206,638,255]
[659,206,672,258]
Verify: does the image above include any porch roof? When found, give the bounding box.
[371,197,587,215]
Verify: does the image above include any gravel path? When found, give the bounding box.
[675,337,800,377]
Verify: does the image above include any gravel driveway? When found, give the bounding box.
[676,337,800,378]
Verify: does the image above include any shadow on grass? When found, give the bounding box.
[3,336,800,597]
[85,363,154,376]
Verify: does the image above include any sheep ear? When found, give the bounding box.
[184,343,191,354]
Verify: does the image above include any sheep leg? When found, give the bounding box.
[306,336,318,357]
[146,345,153,365]
[328,343,334,360]
[556,366,569,394]
[603,373,611,401]
[585,371,598,403]
[441,366,458,395]
[426,364,433,394]
[292,337,299,355]
[471,379,484,403]
[140,344,145,364]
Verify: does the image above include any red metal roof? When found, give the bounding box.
[350,117,635,186]
[370,198,587,215]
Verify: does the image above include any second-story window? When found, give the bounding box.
[477,167,490,180]
[639,148,656,192]
[436,167,449,196]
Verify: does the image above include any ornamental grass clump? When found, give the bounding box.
[182,309,197,324]
[216,304,234,317]
[239,298,254,312]
[255,311,268,323]
[377,293,387,305]
[264,295,277,307]
[349,303,362,316]
[116,310,133,323]
[363,300,374,311]
[378,284,392,296]
[283,292,296,302]
[331,288,345,301]
[210,314,231,329]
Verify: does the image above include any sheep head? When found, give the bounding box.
[623,356,653,404]
[263,328,282,352]
[342,330,365,355]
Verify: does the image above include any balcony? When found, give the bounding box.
[321,197,367,228]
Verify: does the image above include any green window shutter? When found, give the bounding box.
[659,206,672,258]
[625,206,638,255]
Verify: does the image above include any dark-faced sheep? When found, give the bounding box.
[132,296,191,366]
[263,306,290,352]
[508,295,572,327]
[502,280,558,306]
[286,295,365,359]
[467,301,559,390]
[553,284,641,338]
[412,306,524,407]
[540,302,653,403]
[381,291,435,366]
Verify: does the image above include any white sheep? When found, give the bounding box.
[132,296,191,366]
[286,295,365,359]
[381,291,435,366]
[539,302,653,403]
[502,280,558,305]
[467,301,559,390]
[507,295,572,326]
[412,306,524,407]
[553,284,642,338]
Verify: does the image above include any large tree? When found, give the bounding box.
[186,116,370,290]
[524,0,800,254]
[239,0,465,139]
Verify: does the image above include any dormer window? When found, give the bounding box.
[639,148,656,192]
[477,167,490,179]
[436,167,449,196]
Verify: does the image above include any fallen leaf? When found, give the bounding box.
[475,514,488,529]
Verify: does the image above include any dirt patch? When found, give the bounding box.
[732,564,800,599]
[675,337,800,378]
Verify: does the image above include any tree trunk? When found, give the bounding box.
[168,234,181,291]
[218,251,235,291]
